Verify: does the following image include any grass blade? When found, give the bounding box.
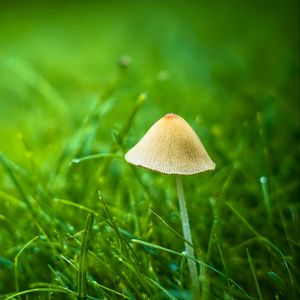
[226,201,295,291]
[246,248,264,300]
[14,235,39,299]
[131,239,250,298]
[259,176,273,225]
[71,153,122,164]
[149,208,193,247]
[78,213,94,300]
[147,278,177,300]
[0,154,32,210]
[54,198,99,215]
[4,287,75,300]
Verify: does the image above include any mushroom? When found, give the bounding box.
[125,113,215,299]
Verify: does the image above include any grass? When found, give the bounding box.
[0,1,299,299]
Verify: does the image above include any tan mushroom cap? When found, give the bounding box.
[125,113,215,175]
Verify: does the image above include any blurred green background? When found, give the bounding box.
[0,1,299,299]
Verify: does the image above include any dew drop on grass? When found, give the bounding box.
[260,176,268,185]
[39,235,46,241]
[93,224,99,230]
[33,247,41,254]
[72,158,80,164]
[66,223,74,233]
[103,225,113,234]
[170,211,179,222]
[169,262,179,272]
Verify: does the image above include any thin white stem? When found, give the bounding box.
[176,175,201,300]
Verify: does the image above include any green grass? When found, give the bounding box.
[0,1,299,299]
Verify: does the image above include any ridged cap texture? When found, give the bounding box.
[125,113,215,175]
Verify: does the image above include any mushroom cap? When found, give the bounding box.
[125,113,215,175]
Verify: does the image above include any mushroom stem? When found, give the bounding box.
[176,175,201,300]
